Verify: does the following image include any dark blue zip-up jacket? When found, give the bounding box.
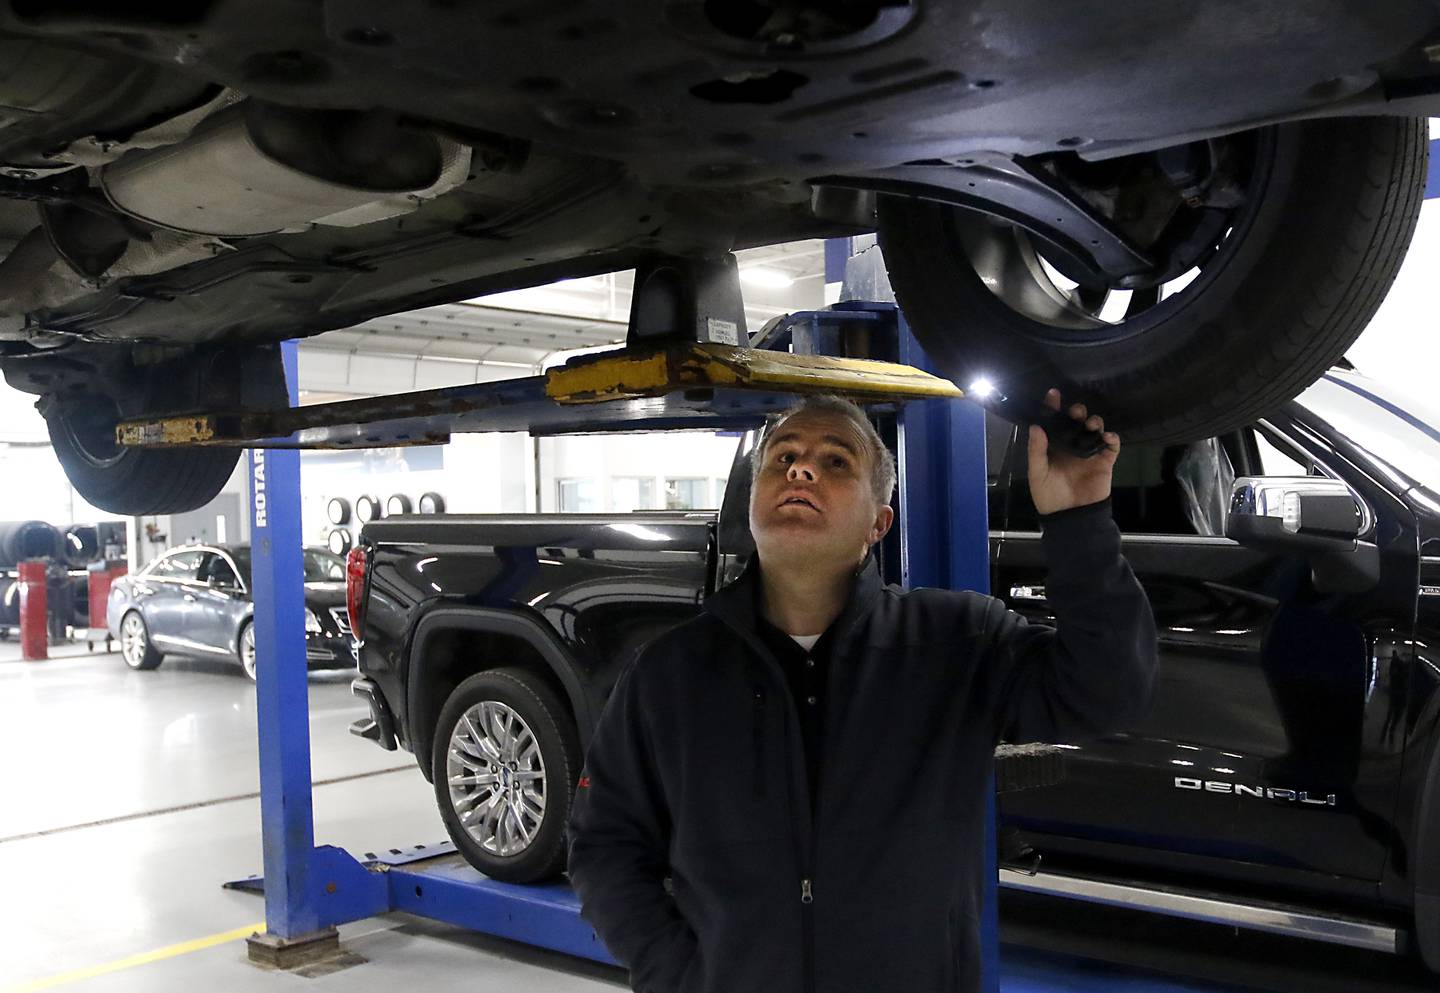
[566,499,1157,993]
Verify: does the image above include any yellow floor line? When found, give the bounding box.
[2,923,265,993]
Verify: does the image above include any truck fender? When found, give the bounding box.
[406,606,595,775]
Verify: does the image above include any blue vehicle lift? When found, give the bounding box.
[224,294,1000,973]
[194,247,1167,990]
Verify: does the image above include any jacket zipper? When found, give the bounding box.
[712,565,878,993]
[745,644,819,993]
[789,669,821,993]
[800,876,815,993]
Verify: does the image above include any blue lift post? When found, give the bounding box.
[896,320,1000,993]
[244,341,390,966]
[237,305,1002,979]
[248,341,321,940]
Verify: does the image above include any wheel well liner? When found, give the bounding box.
[406,607,592,782]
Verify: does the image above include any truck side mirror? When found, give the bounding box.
[1225,476,1378,593]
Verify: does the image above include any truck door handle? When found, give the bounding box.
[1009,585,1047,601]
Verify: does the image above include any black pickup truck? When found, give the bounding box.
[349,367,1440,972]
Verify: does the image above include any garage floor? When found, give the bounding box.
[1,640,1428,993]
[0,642,625,993]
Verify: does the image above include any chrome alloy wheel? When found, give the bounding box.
[446,700,547,858]
[121,613,148,668]
[240,624,257,680]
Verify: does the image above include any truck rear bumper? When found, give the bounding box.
[350,676,398,751]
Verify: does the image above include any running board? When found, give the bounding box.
[998,868,1400,953]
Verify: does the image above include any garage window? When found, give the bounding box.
[557,478,601,512]
[665,477,710,510]
[611,476,656,512]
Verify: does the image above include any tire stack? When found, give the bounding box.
[0,521,63,641]
[0,521,63,567]
[0,575,18,638]
[63,526,101,621]
[62,525,99,567]
[0,521,121,644]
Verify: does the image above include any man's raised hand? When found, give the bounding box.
[1026,388,1120,516]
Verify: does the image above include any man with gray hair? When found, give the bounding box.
[568,389,1157,993]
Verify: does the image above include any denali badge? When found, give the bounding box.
[1174,777,1336,807]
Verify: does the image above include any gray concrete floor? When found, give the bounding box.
[0,639,626,993]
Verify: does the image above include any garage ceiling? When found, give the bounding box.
[309,303,628,366]
[297,239,830,401]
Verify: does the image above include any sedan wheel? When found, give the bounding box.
[239,623,257,681]
[431,668,581,883]
[120,611,163,670]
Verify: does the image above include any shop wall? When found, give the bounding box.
[296,432,531,547]
[537,430,743,513]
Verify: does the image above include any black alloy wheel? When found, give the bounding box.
[431,668,582,884]
[878,116,1428,445]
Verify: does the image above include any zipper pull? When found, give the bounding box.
[800,878,813,904]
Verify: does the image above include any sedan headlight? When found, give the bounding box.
[304,607,323,635]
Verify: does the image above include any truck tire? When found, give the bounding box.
[878,115,1426,445]
[431,668,582,884]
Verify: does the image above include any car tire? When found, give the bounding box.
[45,396,240,515]
[237,621,257,681]
[431,668,581,884]
[119,610,163,671]
[877,115,1427,445]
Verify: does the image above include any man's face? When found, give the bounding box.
[748,410,894,569]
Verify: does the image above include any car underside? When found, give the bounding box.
[0,1,1438,513]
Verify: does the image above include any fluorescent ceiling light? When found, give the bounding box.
[740,266,794,289]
